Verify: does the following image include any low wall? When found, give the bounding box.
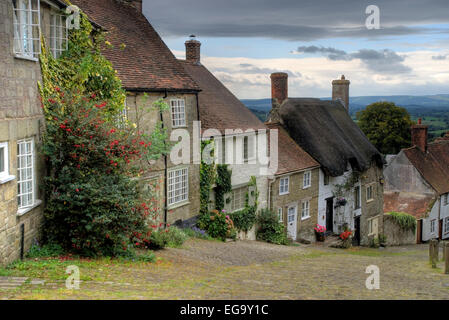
[383,215,416,246]
[237,226,256,241]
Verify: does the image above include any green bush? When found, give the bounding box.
[26,243,64,258]
[197,210,235,241]
[148,227,189,250]
[230,207,256,232]
[256,209,288,245]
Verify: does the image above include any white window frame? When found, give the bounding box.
[230,186,247,212]
[278,207,283,222]
[366,184,374,202]
[117,98,128,128]
[303,170,311,189]
[243,134,256,163]
[279,176,289,195]
[287,206,296,223]
[430,219,436,234]
[167,167,189,207]
[50,11,68,58]
[17,138,35,210]
[444,194,449,206]
[301,200,310,220]
[13,0,41,60]
[0,142,9,178]
[170,99,186,128]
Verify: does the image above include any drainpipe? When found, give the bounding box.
[267,177,275,211]
[161,89,168,228]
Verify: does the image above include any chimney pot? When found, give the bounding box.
[123,0,142,12]
[411,120,428,152]
[332,75,350,112]
[185,36,201,65]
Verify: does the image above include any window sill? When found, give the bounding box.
[301,215,311,221]
[279,192,289,196]
[366,199,374,203]
[0,175,16,185]
[303,185,311,190]
[14,55,39,62]
[167,200,190,210]
[17,199,42,217]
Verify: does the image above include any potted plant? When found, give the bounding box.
[339,229,353,248]
[335,197,347,208]
[314,224,326,242]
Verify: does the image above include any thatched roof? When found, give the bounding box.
[278,98,383,176]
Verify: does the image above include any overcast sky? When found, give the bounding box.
[143,0,449,99]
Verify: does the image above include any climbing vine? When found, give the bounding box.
[387,212,416,232]
[214,164,232,211]
[200,140,215,215]
[229,176,259,232]
[37,8,169,256]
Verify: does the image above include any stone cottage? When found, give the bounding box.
[0,0,69,265]
[384,120,449,242]
[267,73,385,246]
[265,122,320,242]
[71,0,202,226]
[179,37,269,238]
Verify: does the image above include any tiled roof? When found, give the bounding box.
[179,60,266,132]
[71,0,199,92]
[404,140,449,195]
[383,191,434,219]
[266,123,319,175]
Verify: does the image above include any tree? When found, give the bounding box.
[356,101,413,154]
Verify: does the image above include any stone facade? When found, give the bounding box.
[270,168,320,242]
[125,92,201,225]
[0,0,64,265]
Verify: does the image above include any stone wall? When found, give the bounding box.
[383,214,416,246]
[0,1,58,265]
[360,164,385,246]
[125,92,201,225]
[270,168,320,242]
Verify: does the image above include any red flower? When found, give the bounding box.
[75,188,79,192]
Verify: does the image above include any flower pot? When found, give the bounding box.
[315,232,325,242]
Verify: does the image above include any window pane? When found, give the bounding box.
[0,147,4,172]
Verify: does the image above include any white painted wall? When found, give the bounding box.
[422,199,440,241]
[318,167,361,233]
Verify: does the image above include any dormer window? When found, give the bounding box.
[13,0,40,60]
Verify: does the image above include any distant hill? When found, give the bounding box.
[242,95,449,122]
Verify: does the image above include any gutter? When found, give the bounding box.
[125,88,201,94]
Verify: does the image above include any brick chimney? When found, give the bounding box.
[411,118,428,152]
[122,0,142,12]
[332,75,350,112]
[267,73,288,123]
[185,35,201,65]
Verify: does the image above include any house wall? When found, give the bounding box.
[0,1,60,265]
[317,164,384,246]
[422,199,440,241]
[270,168,320,242]
[125,92,201,225]
[384,151,434,194]
[383,214,416,245]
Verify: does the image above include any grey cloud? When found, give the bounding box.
[432,54,447,60]
[295,46,411,74]
[143,0,449,41]
[238,64,301,78]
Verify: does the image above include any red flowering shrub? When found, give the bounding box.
[339,230,353,241]
[41,91,168,256]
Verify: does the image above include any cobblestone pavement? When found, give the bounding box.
[1,239,448,299]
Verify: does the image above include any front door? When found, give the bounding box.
[353,216,361,246]
[325,197,334,233]
[287,206,298,241]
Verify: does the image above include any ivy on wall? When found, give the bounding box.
[214,164,232,211]
[387,212,416,232]
[230,176,259,232]
[200,140,215,215]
